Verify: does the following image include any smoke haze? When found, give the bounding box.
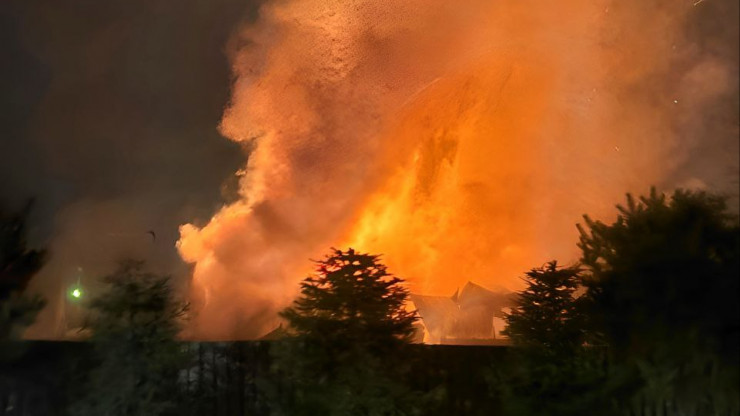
[1,0,260,338]
[178,0,739,339]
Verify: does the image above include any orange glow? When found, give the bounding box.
[177,0,719,339]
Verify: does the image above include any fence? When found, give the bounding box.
[0,341,506,416]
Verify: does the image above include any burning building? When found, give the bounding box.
[410,282,515,345]
[176,0,739,340]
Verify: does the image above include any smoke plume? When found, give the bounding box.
[178,0,739,339]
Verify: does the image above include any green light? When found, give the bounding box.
[68,284,84,301]
[68,269,85,302]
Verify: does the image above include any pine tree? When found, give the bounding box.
[498,263,608,416]
[71,260,189,416]
[503,261,585,355]
[276,248,420,416]
[578,188,740,413]
[281,248,417,349]
[0,202,46,342]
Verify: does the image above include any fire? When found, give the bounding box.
[178,0,723,339]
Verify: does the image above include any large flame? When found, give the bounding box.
[178,0,736,339]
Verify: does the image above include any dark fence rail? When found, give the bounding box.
[0,341,508,416]
[1,342,85,416]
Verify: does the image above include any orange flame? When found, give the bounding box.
[178,0,730,339]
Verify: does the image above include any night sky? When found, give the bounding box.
[1,0,260,337]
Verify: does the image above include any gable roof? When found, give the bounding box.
[410,281,515,343]
[409,294,458,339]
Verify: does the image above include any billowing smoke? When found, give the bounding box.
[178,0,738,339]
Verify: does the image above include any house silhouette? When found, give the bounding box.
[410,282,515,345]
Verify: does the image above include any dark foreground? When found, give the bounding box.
[1,341,507,416]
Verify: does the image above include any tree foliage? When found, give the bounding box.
[577,188,740,413]
[0,202,46,342]
[497,262,607,416]
[503,261,585,355]
[281,248,417,348]
[71,260,189,416]
[276,248,420,416]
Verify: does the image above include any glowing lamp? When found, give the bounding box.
[67,285,84,301]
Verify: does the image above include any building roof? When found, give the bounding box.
[258,324,290,341]
[409,294,458,340]
[410,281,515,344]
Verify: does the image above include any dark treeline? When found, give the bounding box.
[1,187,739,416]
[0,341,505,416]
